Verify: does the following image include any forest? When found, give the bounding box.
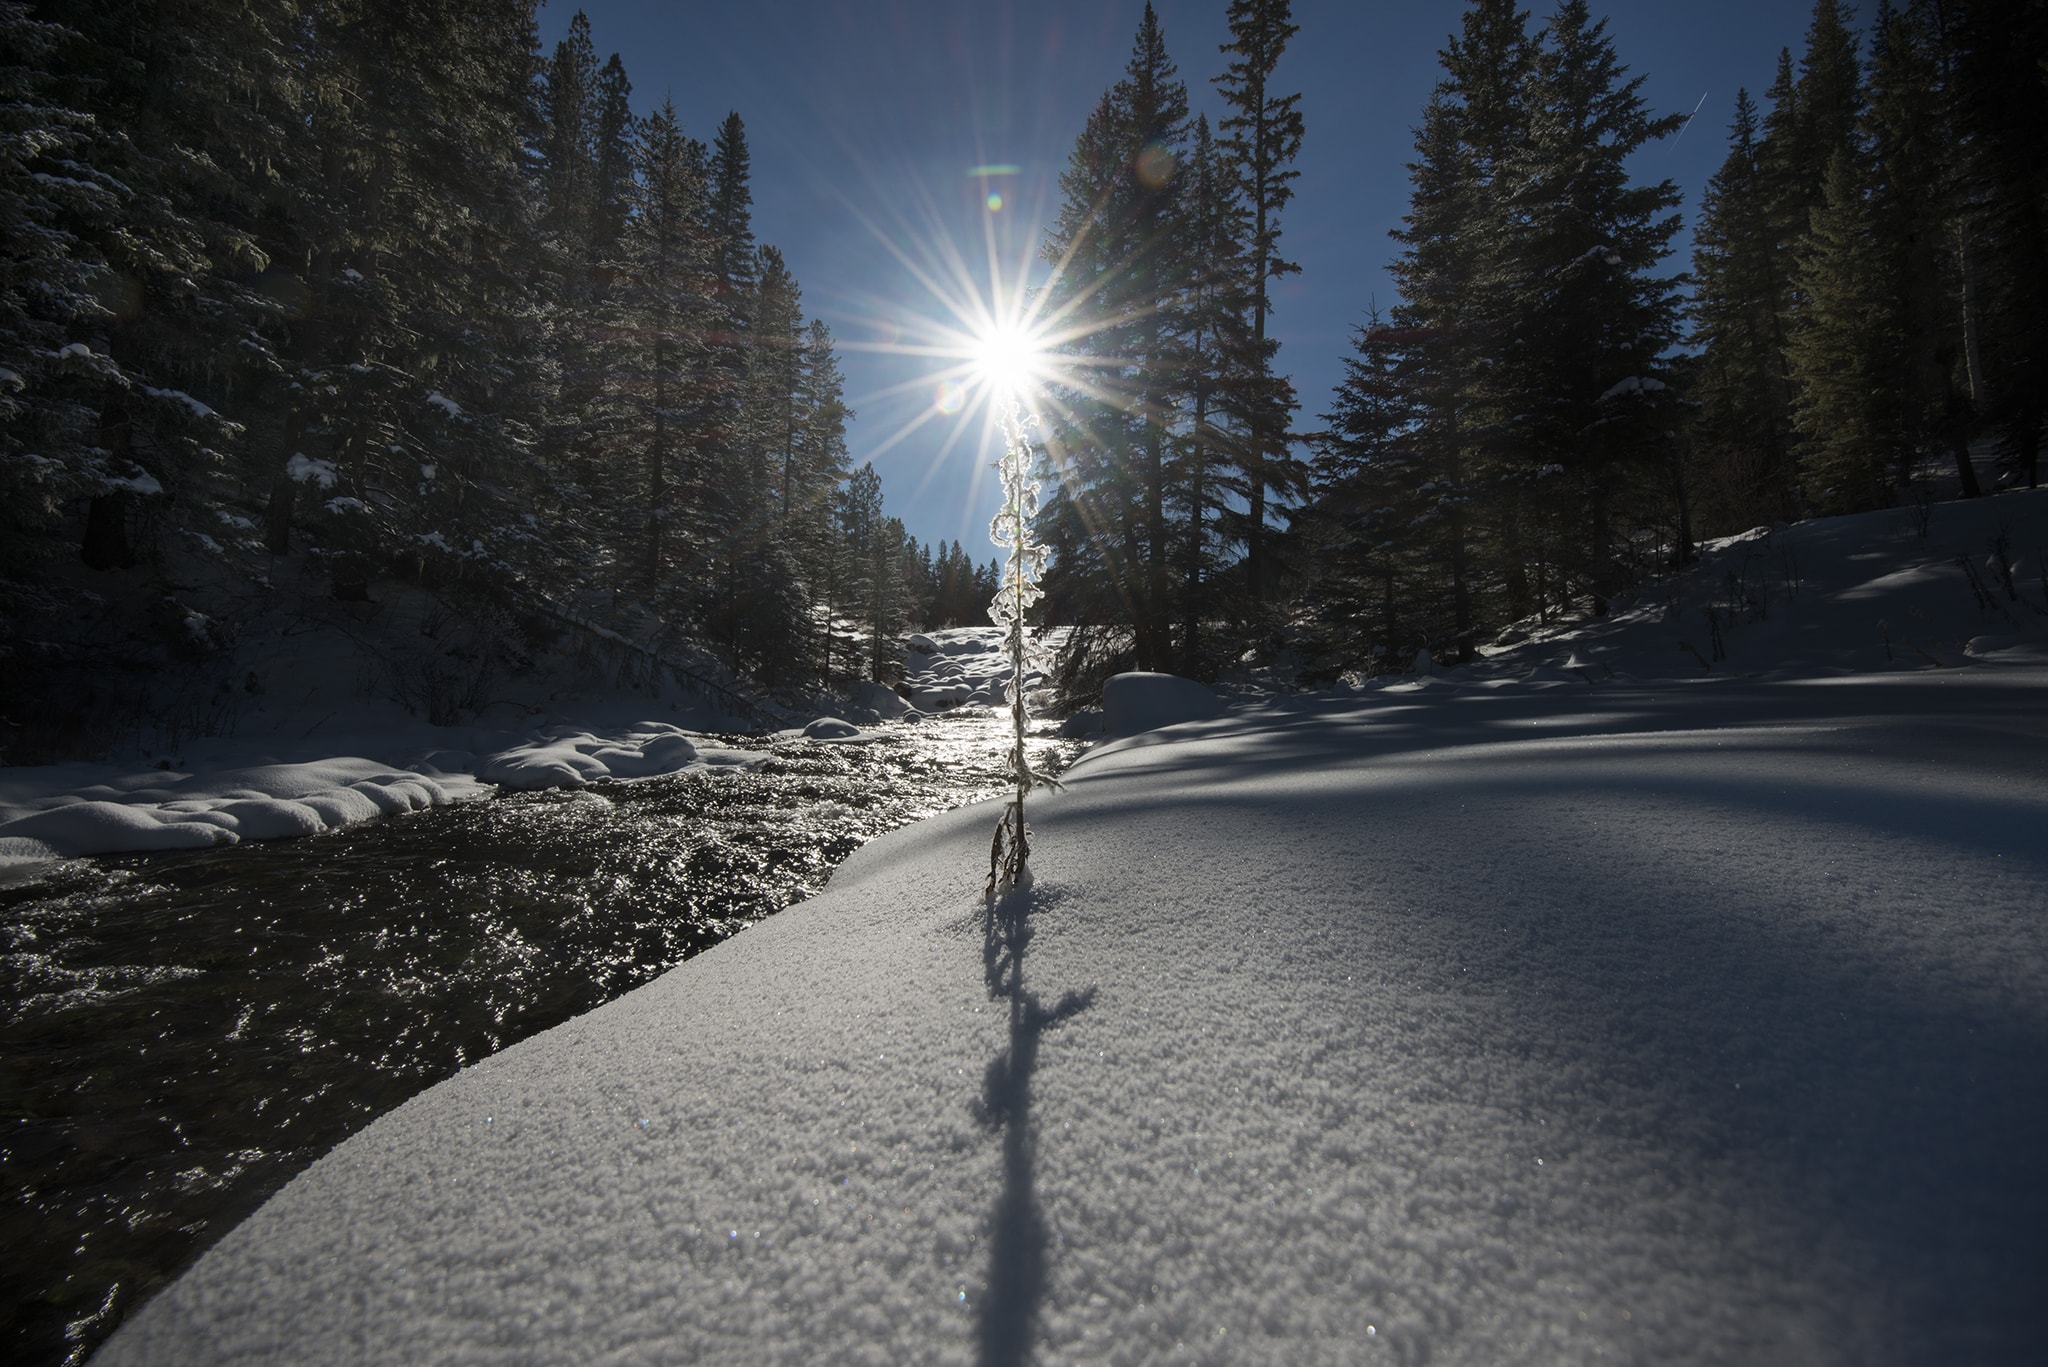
[0,1,994,756]
[2,0,2043,751]
[1039,0,2044,689]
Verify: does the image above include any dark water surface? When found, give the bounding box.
[2,712,1075,1367]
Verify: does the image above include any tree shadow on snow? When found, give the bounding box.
[973,880,1095,1367]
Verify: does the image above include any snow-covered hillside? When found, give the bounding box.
[93,491,2048,1365]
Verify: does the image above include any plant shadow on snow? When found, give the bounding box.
[974,881,1096,1367]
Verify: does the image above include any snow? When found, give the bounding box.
[902,627,1048,712]
[0,759,482,863]
[285,453,338,489]
[469,724,741,790]
[1598,375,1668,401]
[102,468,163,496]
[92,650,2048,1364]
[0,726,764,873]
[1099,670,1222,735]
[33,489,2048,1360]
[425,390,463,418]
[141,384,221,421]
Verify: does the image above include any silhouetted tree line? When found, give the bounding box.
[0,2,921,708]
[1036,0,2043,685]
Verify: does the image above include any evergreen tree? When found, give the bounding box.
[1946,0,2048,487]
[1213,0,1305,614]
[541,10,598,268]
[591,54,636,265]
[0,4,128,590]
[791,319,852,591]
[1170,113,1249,670]
[1499,0,1686,612]
[1865,0,1980,498]
[1690,89,1799,526]
[1038,3,1190,671]
[1305,303,1425,669]
[1787,146,1908,511]
[601,98,713,594]
[1384,0,1535,659]
[837,461,884,677]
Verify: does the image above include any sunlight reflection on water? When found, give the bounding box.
[0,709,1079,1367]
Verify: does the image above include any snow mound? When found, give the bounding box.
[0,759,482,866]
[802,717,862,741]
[473,724,704,790]
[851,681,911,720]
[1101,671,1224,735]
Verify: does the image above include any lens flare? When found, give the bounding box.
[969,322,1045,398]
[1135,139,1175,189]
[985,191,1003,213]
[934,379,967,415]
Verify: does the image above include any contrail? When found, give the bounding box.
[1673,90,1710,146]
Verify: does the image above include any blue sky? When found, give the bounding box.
[538,1,1854,557]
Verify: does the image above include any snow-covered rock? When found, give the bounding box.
[0,759,479,864]
[851,680,911,720]
[802,717,862,740]
[1100,671,1224,736]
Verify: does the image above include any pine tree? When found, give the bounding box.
[1865,0,1980,498]
[1787,147,1903,511]
[1038,3,1190,672]
[791,319,852,589]
[837,461,884,678]
[591,54,636,266]
[1305,303,1424,669]
[1385,0,1535,659]
[0,3,119,593]
[1499,0,1685,612]
[541,11,599,271]
[1171,114,1249,670]
[37,0,306,573]
[1213,0,1305,615]
[601,98,714,594]
[1691,89,1800,526]
[1946,0,2048,487]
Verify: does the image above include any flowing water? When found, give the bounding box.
[1,710,1078,1367]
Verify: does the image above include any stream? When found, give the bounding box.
[1,709,1079,1367]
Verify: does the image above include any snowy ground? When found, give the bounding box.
[92,492,2048,1365]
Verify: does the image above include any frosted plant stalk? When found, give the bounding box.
[986,400,1052,896]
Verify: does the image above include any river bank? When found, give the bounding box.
[93,656,2048,1365]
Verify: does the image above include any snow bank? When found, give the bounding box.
[1100,670,1223,735]
[0,758,481,865]
[96,664,2048,1364]
[1482,487,2048,680]
[0,724,763,870]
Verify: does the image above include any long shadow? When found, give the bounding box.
[1033,753,2048,1356]
[974,882,1094,1367]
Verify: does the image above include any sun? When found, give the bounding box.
[969,321,1048,400]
